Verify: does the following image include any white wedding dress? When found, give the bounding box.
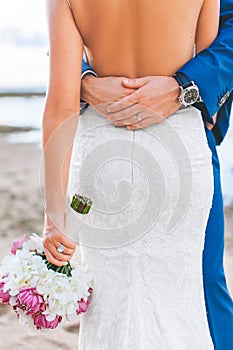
[65,105,214,349]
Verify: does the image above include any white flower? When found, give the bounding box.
[0,233,94,333]
[0,249,47,295]
[23,233,44,253]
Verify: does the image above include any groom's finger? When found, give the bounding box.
[126,116,154,130]
[107,104,142,122]
[107,92,140,113]
[122,77,149,89]
[126,111,165,129]
[114,111,149,126]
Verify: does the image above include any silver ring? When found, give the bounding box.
[135,113,142,122]
[57,244,64,253]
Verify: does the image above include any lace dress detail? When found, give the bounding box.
[65,106,214,349]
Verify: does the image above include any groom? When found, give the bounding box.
[79,1,233,349]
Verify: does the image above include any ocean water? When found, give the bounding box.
[0,96,44,145]
[0,96,232,204]
[0,96,44,128]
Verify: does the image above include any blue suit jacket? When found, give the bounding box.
[82,0,233,145]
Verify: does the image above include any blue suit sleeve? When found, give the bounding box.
[179,0,233,119]
[80,60,97,111]
[82,60,96,76]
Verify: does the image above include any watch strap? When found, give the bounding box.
[173,72,193,89]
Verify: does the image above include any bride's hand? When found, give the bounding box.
[43,220,77,266]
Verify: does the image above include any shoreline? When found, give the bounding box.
[0,90,46,98]
[0,125,38,133]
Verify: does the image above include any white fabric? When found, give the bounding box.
[66,106,214,349]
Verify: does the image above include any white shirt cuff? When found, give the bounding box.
[81,69,98,80]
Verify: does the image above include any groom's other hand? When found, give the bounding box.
[81,74,135,116]
[107,76,181,130]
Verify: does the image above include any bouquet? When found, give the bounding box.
[0,233,93,334]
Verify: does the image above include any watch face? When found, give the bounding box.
[183,87,199,105]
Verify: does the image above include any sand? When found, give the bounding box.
[0,133,232,350]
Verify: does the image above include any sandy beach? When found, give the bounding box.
[0,132,232,350]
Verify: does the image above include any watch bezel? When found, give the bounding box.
[178,82,200,107]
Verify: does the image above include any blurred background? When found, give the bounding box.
[0,0,47,143]
[0,1,232,349]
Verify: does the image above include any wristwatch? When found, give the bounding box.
[173,72,200,107]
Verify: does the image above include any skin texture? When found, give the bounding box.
[43,0,219,264]
[81,75,217,130]
[79,0,219,129]
[43,0,82,265]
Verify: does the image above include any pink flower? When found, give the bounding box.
[34,314,62,330]
[76,298,90,315]
[15,287,46,316]
[0,281,11,305]
[76,287,93,314]
[11,234,30,255]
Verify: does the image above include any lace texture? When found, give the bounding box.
[66,106,214,350]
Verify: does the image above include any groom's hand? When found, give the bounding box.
[81,75,181,130]
[81,74,217,131]
[81,75,135,116]
[107,76,181,129]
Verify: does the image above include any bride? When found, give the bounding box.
[42,0,219,349]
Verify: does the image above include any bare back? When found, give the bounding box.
[68,0,219,78]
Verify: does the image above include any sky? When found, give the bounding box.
[0,0,47,39]
[0,0,48,90]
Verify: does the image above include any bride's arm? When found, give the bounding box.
[42,0,83,266]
